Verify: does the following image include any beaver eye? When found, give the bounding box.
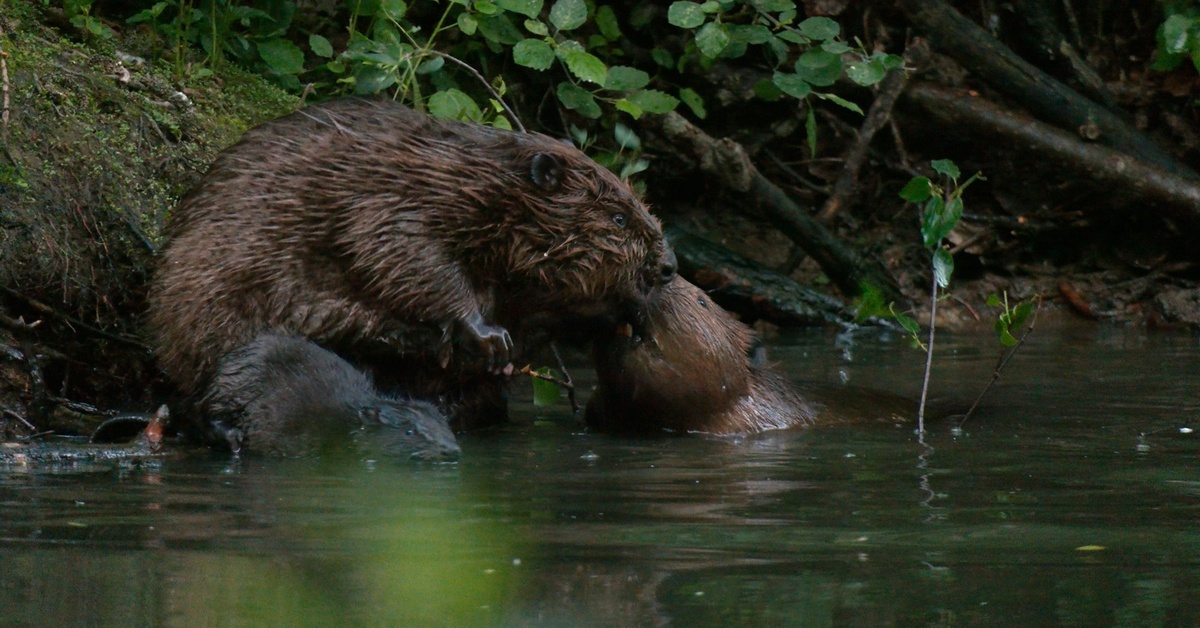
[613,213,627,228]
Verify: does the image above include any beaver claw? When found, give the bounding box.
[462,311,514,373]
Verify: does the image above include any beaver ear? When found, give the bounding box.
[530,153,564,190]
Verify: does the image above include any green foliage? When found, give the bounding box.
[902,159,982,289]
[987,292,1037,347]
[665,1,901,151]
[1153,1,1200,72]
[64,0,115,39]
[530,367,562,406]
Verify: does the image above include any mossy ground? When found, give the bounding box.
[0,3,297,436]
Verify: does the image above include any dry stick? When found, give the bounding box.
[650,112,907,307]
[817,39,927,222]
[958,298,1042,427]
[428,51,526,134]
[903,84,1200,224]
[0,286,150,350]
[550,343,579,414]
[896,0,1197,180]
[2,408,38,433]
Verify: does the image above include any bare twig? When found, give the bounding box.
[428,51,526,133]
[550,343,579,414]
[0,286,150,350]
[916,261,938,433]
[958,297,1042,427]
[519,361,578,413]
[2,408,37,433]
[818,39,928,222]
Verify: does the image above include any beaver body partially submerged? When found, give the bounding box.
[201,333,460,460]
[149,98,675,402]
[586,278,914,434]
[586,278,816,434]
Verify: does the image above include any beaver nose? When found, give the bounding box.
[659,246,678,284]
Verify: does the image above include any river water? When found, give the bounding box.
[2,324,1198,626]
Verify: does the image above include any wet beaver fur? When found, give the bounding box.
[201,333,461,460]
[586,277,816,434]
[149,98,676,400]
[586,278,919,434]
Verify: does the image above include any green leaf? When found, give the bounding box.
[524,19,549,35]
[380,0,407,20]
[417,56,444,74]
[1161,14,1194,55]
[615,98,643,118]
[428,88,483,121]
[619,158,650,180]
[899,176,932,202]
[562,49,608,84]
[932,247,954,288]
[604,66,650,90]
[894,311,921,336]
[457,12,478,35]
[729,24,772,45]
[614,123,642,150]
[695,21,730,58]
[651,47,674,68]
[771,71,811,99]
[753,78,783,100]
[531,367,562,406]
[846,58,886,86]
[257,38,305,75]
[477,13,523,44]
[557,82,602,118]
[797,16,839,41]
[820,40,851,54]
[596,5,622,39]
[794,48,841,87]
[309,34,334,58]
[627,89,680,113]
[475,0,499,15]
[931,158,961,180]
[514,39,555,70]
[668,2,706,29]
[777,30,809,45]
[496,0,544,18]
[816,92,862,114]
[549,0,587,31]
[1010,300,1034,330]
[353,65,395,94]
[679,87,706,119]
[985,293,1002,308]
[750,0,795,11]
[805,106,817,157]
[921,195,962,249]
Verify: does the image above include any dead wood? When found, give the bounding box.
[667,227,856,327]
[903,84,1200,224]
[648,111,907,307]
[895,0,1197,180]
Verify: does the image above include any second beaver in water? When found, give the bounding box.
[200,333,461,460]
[586,278,913,434]
[149,98,676,399]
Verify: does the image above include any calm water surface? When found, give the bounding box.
[2,325,1198,626]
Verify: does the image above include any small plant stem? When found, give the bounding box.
[958,297,1041,427]
[917,270,937,434]
[428,51,526,133]
[550,343,579,414]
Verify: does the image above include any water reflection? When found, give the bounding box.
[1,326,1199,625]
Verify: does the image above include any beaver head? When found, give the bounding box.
[587,277,805,434]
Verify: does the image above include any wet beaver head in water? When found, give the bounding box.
[149,98,675,395]
[200,333,461,460]
[586,278,816,435]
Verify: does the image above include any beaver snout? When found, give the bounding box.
[657,245,678,285]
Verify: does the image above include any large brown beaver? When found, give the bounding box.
[200,333,461,459]
[586,278,913,434]
[149,98,676,400]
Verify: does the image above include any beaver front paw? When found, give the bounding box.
[461,310,513,373]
